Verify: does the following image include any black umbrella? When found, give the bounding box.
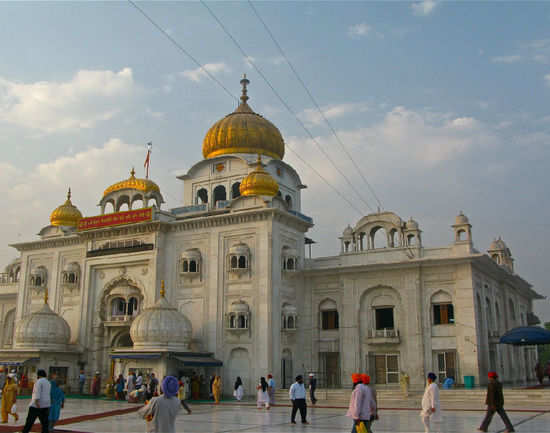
[499,326,550,346]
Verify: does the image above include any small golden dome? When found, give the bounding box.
[103,168,160,197]
[240,156,279,197]
[202,75,285,160]
[50,188,83,227]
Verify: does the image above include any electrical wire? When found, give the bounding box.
[247,0,383,211]
[127,0,238,103]
[128,0,364,216]
[200,0,373,214]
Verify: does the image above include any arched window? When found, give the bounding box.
[229,314,236,328]
[232,182,241,199]
[492,254,500,264]
[285,195,292,209]
[286,258,295,270]
[118,202,129,212]
[127,297,138,316]
[457,229,466,241]
[238,256,247,269]
[238,315,247,329]
[432,291,454,325]
[182,260,189,272]
[104,201,115,214]
[111,298,126,317]
[35,276,42,286]
[389,229,399,248]
[287,316,295,329]
[197,188,208,204]
[407,234,416,246]
[371,226,387,249]
[508,298,516,323]
[231,256,238,269]
[320,299,339,330]
[213,185,227,205]
[189,260,197,273]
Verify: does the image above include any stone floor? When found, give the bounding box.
[19,400,546,433]
[4,399,549,433]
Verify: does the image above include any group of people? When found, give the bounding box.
[12,369,66,433]
[535,361,550,385]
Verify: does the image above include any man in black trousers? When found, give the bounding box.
[289,375,309,424]
[22,369,51,433]
[308,373,317,405]
[478,371,514,433]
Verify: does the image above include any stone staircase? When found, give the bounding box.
[275,387,550,410]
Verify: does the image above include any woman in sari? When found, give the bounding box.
[212,376,222,404]
[49,379,65,432]
[1,376,18,423]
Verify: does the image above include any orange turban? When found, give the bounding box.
[361,374,370,384]
[351,373,362,383]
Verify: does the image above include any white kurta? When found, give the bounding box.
[138,395,182,433]
[420,383,442,422]
[234,385,244,401]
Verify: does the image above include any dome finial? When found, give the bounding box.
[67,187,72,201]
[240,73,250,104]
[130,167,136,178]
[160,280,165,298]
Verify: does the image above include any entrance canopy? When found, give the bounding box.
[173,355,222,367]
[0,358,39,366]
[499,326,550,346]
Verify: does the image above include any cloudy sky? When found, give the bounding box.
[1,2,549,320]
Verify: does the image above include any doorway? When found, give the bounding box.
[319,352,340,388]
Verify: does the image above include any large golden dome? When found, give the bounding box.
[103,168,160,197]
[50,188,83,227]
[202,76,285,160]
[240,156,279,197]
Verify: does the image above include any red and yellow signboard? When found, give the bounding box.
[77,207,153,231]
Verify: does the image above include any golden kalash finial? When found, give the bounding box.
[160,280,165,298]
[240,73,250,104]
[67,187,72,201]
[130,167,136,178]
[44,287,49,304]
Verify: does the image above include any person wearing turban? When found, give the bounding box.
[420,373,441,433]
[138,376,181,433]
[478,372,514,432]
[361,374,378,424]
[347,373,376,433]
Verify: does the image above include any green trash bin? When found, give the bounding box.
[464,375,475,389]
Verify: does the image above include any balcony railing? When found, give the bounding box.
[107,314,139,323]
[0,273,18,285]
[366,328,401,344]
[171,204,207,215]
[289,210,313,224]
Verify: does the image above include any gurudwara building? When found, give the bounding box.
[0,77,543,394]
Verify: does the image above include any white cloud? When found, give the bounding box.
[411,0,438,16]
[491,55,522,64]
[0,68,136,133]
[348,23,371,38]
[181,63,230,82]
[0,139,142,253]
[299,102,369,126]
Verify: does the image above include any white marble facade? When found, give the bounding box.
[0,84,543,392]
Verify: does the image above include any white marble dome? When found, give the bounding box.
[130,293,192,351]
[15,302,70,350]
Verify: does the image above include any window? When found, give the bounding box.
[197,188,208,204]
[436,351,456,383]
[189,260,197,273]
[230,256,238,269]
[238,315,247,328]
[322,310,339,330]
[433,304,455,325]
[127,297,138,316]
[375,308,394,330]
[238,256,247,269]
[112,298,126,316]
[182,260,189,272]
[374,354,399,384]
[285,195,292,209]
[213,185,226,204]
[286,258,295,271]
[232,182,241,199]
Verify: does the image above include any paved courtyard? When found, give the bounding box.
[6,399,545,433]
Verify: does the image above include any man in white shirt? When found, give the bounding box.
[289,375,308,424]
[22,369,51,433]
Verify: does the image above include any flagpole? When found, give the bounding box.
[145,142,152,179]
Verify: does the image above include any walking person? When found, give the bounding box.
[21,369,50,433]
[148,373,159,399]
[256,377,270,409]
[233,377,244,402]
[115,374,126,400]
[308,373,317,405]
[126,371,135,400]
[289,375,308,424]
[138,376,181,433]
[177,380,192,414]
[135,372,143,391]
[78,370,86,395]
[1,375,18,423]
[420,373,442,433]
[347,373,376,433]
[362,374,378,424]
[267,374,276,406]
[48,377,65,433]
[478,372,515,433]
[191,374,200,400]
[209,375,215,401]
[212,375,222,404]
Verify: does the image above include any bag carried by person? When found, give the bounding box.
[355,421,368,433]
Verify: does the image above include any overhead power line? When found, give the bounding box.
[127,1,364,216]
[200,0,374,214]
[247,0,383,211]
[127,0,238,103]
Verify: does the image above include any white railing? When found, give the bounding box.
[108,314,138,322]
[368,328,400,338]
